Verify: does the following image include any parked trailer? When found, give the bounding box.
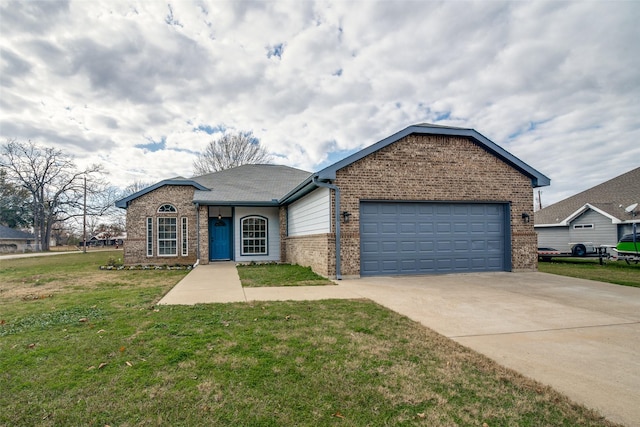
[538,242,609,263]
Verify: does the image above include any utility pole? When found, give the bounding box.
[537,190,543,211]
[83,175,87,253]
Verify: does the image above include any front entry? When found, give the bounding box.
[209,217,232,260]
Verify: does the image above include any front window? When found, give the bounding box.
[181,217,188,256]
[146,217,153,256]
[241,216,267,255]
[158,217,177,256]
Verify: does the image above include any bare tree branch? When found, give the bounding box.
[1,139,111,251]
[193,131,271,175]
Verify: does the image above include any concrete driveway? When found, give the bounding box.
[340,272,640,427]
[159,265,639,426]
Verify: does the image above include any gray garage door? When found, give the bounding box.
[360,202,509,276]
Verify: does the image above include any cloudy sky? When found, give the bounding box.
[1,0,639,208]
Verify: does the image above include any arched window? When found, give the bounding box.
[158,204,177,213]
[241,216,267,255]
[157,204,177,256]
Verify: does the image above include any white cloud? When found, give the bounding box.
[1,0,638,207]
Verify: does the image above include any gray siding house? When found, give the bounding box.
[535,167,640,250]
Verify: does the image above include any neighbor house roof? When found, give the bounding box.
[192,164,312,205]
[316,123,550,188]
[535,167,640,226]
[0,224,34,240]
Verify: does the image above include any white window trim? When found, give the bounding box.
[241,215,268,256]
[158,204,177,213]
[157,217,178,257]
[573,224,594,230]
[146,217,153,257]
[181,217,188,256]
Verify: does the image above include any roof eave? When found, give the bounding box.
[192,200,280,207]
[316,124,550,188]
[278,174,318,205]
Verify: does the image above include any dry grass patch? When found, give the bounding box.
[0,250,188,302]
[0,253,621,426]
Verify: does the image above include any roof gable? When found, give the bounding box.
[115,179,209,209]
[316,124,550,188]
[535,167,640,225]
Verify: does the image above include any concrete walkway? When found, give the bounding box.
[157,264,640,426]
[158,262,364,305]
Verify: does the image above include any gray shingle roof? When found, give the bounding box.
[192,164,312,205]
[0,225,35,240]
[535,167,640,225]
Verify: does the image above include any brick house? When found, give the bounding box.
[116,124,549,278]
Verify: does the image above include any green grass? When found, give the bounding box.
[237,263,334,287]
[0,253,620,426]
[538,257,640,288]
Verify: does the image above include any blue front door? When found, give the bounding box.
[209,218,232,260]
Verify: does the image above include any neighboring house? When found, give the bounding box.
[535,167,640,250]
[82,231,126,247]
[0,225,35,253]
[116,124,549,278]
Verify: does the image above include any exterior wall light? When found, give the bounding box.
[521,212,530,224]
[342,211,352,223]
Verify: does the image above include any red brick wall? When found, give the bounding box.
[283,234,334,277]
[123,185,198,265]
[331,134,537,276]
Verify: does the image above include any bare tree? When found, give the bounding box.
[193,131,271,175]
[122,180,154,196]
[0,139,111,251]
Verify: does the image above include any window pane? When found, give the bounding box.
[157,217,177,256]
[241,216,267,255]
[146,218,153,256]
[181,217,188,256]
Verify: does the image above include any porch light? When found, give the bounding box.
[521,212,530,224]
[342,211,352,223]
[218,208,222,220]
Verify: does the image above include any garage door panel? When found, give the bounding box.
[436,205,451,215]
[400,241,416,252]
[437,222,451,233]
[487,257,503,268]
[361,222,379,234]
[381,260,398,272]
[381,241,397,253]
[418,241,434,252]
[361,202,508,276]
[400,222,417,233]
[454,240,469,251]
[381,204,398,215]
[361,239,378,249]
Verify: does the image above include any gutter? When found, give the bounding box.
[312,175,342,280]
[195,203,200,263]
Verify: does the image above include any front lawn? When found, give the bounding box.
[538,257,640,288]
[237,263,334,287]
[0,252,619,426]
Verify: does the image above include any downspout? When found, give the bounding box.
[195,203,200,267]
[312,176,342,280]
